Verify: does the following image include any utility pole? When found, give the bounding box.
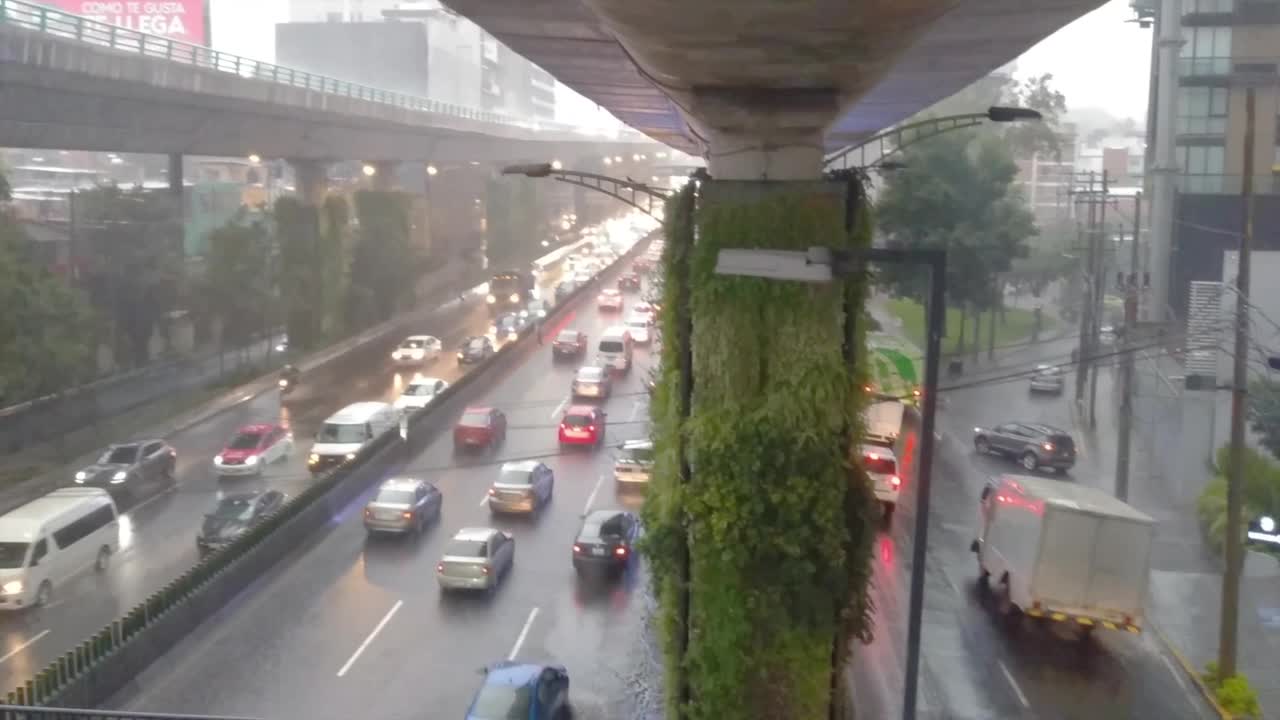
[1220,86,1257,680]
[1115,191,1142,502]
[1089,171,1110,429]
[1075,172,1098,403]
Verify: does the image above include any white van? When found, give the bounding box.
[859,444,901,521]
[863,400,905,447]
[308,402,398,474]
[597,326,634,373]
[0,487,119,610]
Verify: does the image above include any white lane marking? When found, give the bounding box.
[998,660,1030,709]
[507,607,540,661]
[336,599,403,677]
[1158,651,1192,694]
[583,475,605,516]
[0,629,50,665]
[240,393,254,402]
[549,396,569,421]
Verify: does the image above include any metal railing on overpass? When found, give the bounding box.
[0,707,261,720]
[0,0,643,142]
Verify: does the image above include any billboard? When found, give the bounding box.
[40,1,208,45]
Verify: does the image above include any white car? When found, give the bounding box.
[624,315,651,344]
[860,444,901,521]
[394,376,449,411]
[597,289,624,312]
[390,335,442,366]
[631,302,655,324]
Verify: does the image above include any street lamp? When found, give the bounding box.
[604,157,614,166]
[551,159,563,170]
[426,164,439,176]
[825,105,1044,171]
[714,245,947,720]
[248,154,262,165]
[362,164,377,177]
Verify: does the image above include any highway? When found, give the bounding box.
[849,333,1216,719]
[110,257,660,718]
[0,280,558,693]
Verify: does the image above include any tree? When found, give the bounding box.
[0,171,94,402]
[1248,379,1280,459]
[205,212,272,352]
[485,177,544,271]
[347,190,414,328]
[876,130,1036,345]
[77,185,184,369]
[1003,73,1069,159]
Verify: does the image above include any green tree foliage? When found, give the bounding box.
[0,174,93,401]
[1197,445,1280,553]
[876,130,1036,313]
[1247,379,1280,459]
[348,191,414,327]
[275,196,325,350]
[205,213,272,349]
[643,180,879,719]
[485,177,542,271]
[77,185,184,368]
[1003,74,1069,159]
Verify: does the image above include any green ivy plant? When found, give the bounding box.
[642,179,879,719]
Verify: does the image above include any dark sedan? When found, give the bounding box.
[197,490,285,555]
[74,440,176,499]
[552,329,588,360]
[457,336,495,364]
[572,509,640,575]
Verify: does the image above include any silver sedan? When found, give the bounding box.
[436,527,515,594]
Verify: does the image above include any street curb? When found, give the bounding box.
[1150,623,1231,719]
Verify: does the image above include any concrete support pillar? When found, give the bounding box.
[370,160,398,192]
[166,153,184,197]
[291,159,328,208]
[704,131,826,181]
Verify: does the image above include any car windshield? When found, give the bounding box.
[466,338,486,350]
[600,340,624,353]
[497,468,533,485]
[555,331,579,343]
[626,320,647,329]
[227,432,263,450]
[317,423,366,444]
[497,316,517,328]
[468,682,531,719]
[444,539,488,557]
[210,498,256,522]
[863,455,897,475]
[564,413,592,427]
[622,445,654,463]
[603,290,619,297]
[374,489,415,505]
[461,412,491,427]
[0,542,28,569]
[581,516,623,540]
[100,445,139,465]
[401,339,426,349]
[405,383,440,397]
[577,368,604,382]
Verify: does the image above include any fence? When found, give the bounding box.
[0,705,259,719]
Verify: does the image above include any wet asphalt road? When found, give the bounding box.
[110,262,662,719]
[850,334,1216,720]
[0,286,545,693]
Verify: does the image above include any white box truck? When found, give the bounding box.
[970,474,1155,635]
[862,400,904,447]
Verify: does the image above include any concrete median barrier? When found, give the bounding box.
[20,232,655,710]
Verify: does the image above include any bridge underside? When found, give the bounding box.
[443,0,1105,158]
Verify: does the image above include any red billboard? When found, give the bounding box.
[40,1,207,46]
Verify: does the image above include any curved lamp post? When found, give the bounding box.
[824,105,1043,171]
[501,163,672,221]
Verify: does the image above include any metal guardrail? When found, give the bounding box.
[0,0,644,141]
[0,705,260,719]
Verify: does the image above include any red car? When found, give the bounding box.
[618,272,641,291]
[454,407,507,452]
[552,329,589,360]
[597,289,624,312]
[558,405,607,448]
[213,423,294,476]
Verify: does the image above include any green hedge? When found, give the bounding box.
[642,179,878,719]
[1197,445,1280,554]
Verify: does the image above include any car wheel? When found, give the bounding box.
[35,581,52,607]
[974,437,990,454]
[95,545,111,571]
[1020,452,1038,471]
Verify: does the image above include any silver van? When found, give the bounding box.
[0,487,119,610]
[597,326,634,373]
[614,440,654,484]
[308,401,398,474]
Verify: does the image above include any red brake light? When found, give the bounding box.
[614,546,627,556]
[488,488,496,496]
[573,544,582,553]
[364,509,373,518]
[481,565,491,575]
[402,511,413,519]
[587,425,596,432]
[560,423,568,430]
[890,476,902,488]
[436,563,444,573]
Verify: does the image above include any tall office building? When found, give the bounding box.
[281,0,556,120]
[1139,0,1280,316]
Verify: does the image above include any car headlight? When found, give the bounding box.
[245,455,259,466]
[509,293,519,303]
[346,452,357,460]
[278,379,288,387]
[486,294,496,303]
[308,453,320,463]
[456,352,464,360]
[111,470,128,483]
[214,455,224,465]
[2,581,22,595]
[75,470,87,481]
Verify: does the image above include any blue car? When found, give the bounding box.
[466,662,571,719]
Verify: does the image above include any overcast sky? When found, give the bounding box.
[209,0,1152,127]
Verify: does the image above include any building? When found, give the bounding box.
[1075,133,1146,186]
[1014,122,1079,231]
[280,0,556,120]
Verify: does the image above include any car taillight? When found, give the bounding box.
[436,563,444,573]
[890,476,902,488]
[488,488,496,496]
[587,425,596,432]
[913,389,921,397]
[481,565,491,575]
[573,544,582,553]
[560,423,568,431]
[364,509,373,518]
[1043,443,1054,451]
[615,546,627,556]
[402,511,413,519]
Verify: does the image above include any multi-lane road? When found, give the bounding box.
[850,330,1215,719]
[108,260,662,718]
[0,276,564,693]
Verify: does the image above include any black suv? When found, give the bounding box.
[972,422,1077,473]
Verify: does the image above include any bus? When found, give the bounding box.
[486,270,536,314]
[866,332,922,406]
